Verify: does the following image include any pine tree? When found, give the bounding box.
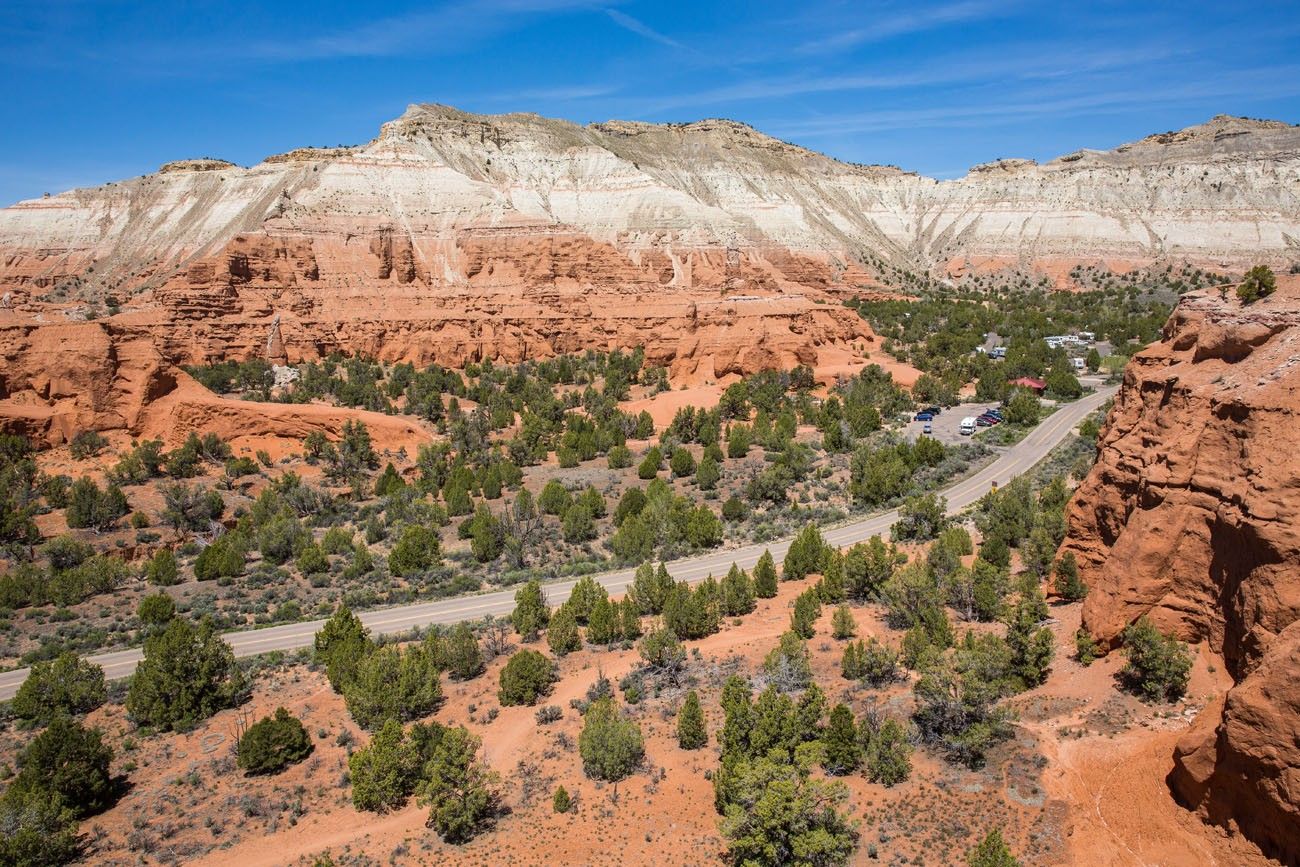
[586,596,619,646]
[444,622,485,680]
[840,640,865,680]
[720,563,756,616]
[552,784,572,813]
[1006,587,1054,690]
[618,597,643,640]
[1052,552,1087,601]
[512,579,550,641]
[863,716,912,786]
[968,828,1020,867]
[831,605,856,640]
[789,588,821,639]
[547,603,582,656]
[822,703,860,774]
[817,550,846,603]
[676,690,707,750]
[753,549,778,598]
[314,605,374,691]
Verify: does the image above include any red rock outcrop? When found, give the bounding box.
[1061,275,1300,862]
[1168,620,1300,865]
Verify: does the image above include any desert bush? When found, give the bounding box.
[238,707,313,775]
[498,649,557,706]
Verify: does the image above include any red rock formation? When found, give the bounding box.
[1061,275,1300,862]
[1168,621,1300,865]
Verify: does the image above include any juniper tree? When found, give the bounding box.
[752,549,778,598]
[789,587,822,639]
[721,563,756,616]
[822,704,860,775]
[1052,552,1087,601]
[586,596,619,646]
[314,605,374,691]
[676,690,707,750]
[547,603,582,657]
[444,622,485,680]
[831,605,856,640]
[511,579,550,641]
[12,652,106,724]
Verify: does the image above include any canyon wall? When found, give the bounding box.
[1,107,1297,446]
[1061,276,1300,863]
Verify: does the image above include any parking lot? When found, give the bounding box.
[900,375,1108,447]
[901,404,1004,445]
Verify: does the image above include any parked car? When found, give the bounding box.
[922,422,932,435]
[986,408,1003,418]
[914,411,934,422]
[976,416,994,426]
[921,406,942,416]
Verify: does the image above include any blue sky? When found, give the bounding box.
[1,0,1297,204]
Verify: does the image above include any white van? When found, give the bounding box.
[960,417,977,435]
[1072,357,1085,371]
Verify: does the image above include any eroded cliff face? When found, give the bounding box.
[1061,275,1300,862]
[1,108,1296,447]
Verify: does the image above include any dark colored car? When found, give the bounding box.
[976,415,995,426]
[986,408,1004,419]
[914,411,934,422]
[922,406,942,416]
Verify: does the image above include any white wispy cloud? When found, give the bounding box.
[767,66,1300,140]
[795,0,1011,54]
[621,41,1183,115]
[604,9,683,49]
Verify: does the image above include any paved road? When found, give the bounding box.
[0,387,1114,700]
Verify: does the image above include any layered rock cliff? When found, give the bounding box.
[3,108,1297,296]
[1061,275,1300,862]
[1,108,1297,447]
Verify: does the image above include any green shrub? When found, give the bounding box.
[511,579,550,641]
[68,430,108,460]
[498,649,557,706]
[968,828,1021,866]
[1119,616,1192,702]
[1236,264,1276,303]
[314,605,374,690]
[145,547,179,586]
[414,725,499,843]
[388,524,440,577]
[676,690,707,749]
[137,592,176,627]
[0,789,82,866]
[579,698,644,782]
[126,617,245,731]
[238,707,313,775]
[6,715,114,818]
[12,652,106,724]
[552,784,572,813]
[344,644,442,730]
[637,447,662,480]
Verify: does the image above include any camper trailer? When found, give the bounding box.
[960,417,977,436]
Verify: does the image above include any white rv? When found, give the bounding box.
[960,417,977,435]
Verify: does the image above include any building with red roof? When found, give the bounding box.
[1008,376,1047,393]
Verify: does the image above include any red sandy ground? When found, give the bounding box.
[6,573,1274,867]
